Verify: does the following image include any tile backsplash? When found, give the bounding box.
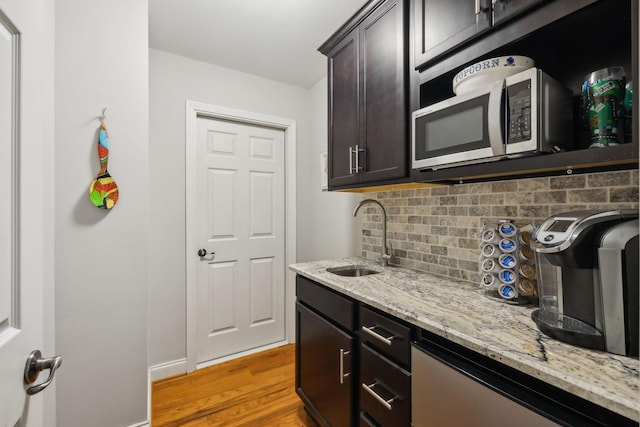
[359,170,639,284]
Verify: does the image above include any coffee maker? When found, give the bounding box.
[530,210,638,357]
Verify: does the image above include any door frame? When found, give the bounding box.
[185,101,297,373]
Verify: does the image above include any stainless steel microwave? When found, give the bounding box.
[412,68,573,170]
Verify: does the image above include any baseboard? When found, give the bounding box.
[149,358,187,382]
[127,421,149,427]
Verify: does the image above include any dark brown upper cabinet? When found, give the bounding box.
[414,0,546,71]
[320,0,409,190]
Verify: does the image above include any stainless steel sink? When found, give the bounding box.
[326,266,380,277]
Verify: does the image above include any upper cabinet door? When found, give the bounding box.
[327,30,360,188]
[360,0,408,183]
[414,0,491,69]
[492,0,544,26]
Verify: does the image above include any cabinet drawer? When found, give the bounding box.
[360,344,410,427]
[359,305,411,366]
[359,411,378,426]
[296,275,355,331]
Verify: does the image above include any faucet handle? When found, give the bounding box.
[380,242,393,267]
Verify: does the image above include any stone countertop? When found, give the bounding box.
[289,258,640,422]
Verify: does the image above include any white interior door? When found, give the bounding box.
[195,116,286,364]
[0,3,55,426]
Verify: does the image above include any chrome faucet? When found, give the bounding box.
[353,199,391,267]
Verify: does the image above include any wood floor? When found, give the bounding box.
[151,344,317,426]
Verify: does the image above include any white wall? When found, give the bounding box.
[55,1,149,426]
[149,49,360,369]
[303,77,362,262]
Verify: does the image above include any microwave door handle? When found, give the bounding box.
[488,79,505,156]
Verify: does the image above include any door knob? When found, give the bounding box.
[24,350,62,395]
[197,248,215,261]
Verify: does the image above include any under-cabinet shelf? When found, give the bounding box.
[411,143,638,184]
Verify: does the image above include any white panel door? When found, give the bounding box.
[0,3,55,426]
[195,117,285,363]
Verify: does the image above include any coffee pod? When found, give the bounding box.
[481,258,501,273]
[498,253,517,269]
[498,282,518,300]
[498,222,517,237]
[519,231,532,246]
[482,243,498,258]
[499,238,517,253]
[518,245,534,261]
[481,273,497,289]
[518,278,536,296]
[518,262,536,280]
[481,228,500,244]
[498,269,517,285]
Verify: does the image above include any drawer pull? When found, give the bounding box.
[362,325,395,346]
[339,348,351,384]
[362,381,395,410]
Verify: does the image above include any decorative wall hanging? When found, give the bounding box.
[89,108,119,209]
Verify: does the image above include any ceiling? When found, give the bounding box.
[149,0,368,89]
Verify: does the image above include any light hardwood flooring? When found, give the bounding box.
[151,344,317,426]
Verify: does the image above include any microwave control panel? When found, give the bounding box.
[506,79,532,144]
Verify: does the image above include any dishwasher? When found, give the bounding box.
[411,329,638,427]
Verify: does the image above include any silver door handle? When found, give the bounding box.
[24,350,62,395]
[349,145,364,174]
[339,348,351,384]
[349,146,355,174]
[197,248,215,261]
[354,145,363,173]
[488,78,506,156]
[361,325,395,346]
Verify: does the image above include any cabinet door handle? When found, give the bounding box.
[476,0,492,14]
[354,145,363,172]
[361,325,395,346]
[362,381,396,411]
[349,146,355,174]
[349,146,364,175]
[339,348,351,384]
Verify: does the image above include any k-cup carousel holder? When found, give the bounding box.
[480,220,538,305]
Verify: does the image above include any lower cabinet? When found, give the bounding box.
[296,302,355,426]
[296,274,412,426]
[296,275,357,426]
